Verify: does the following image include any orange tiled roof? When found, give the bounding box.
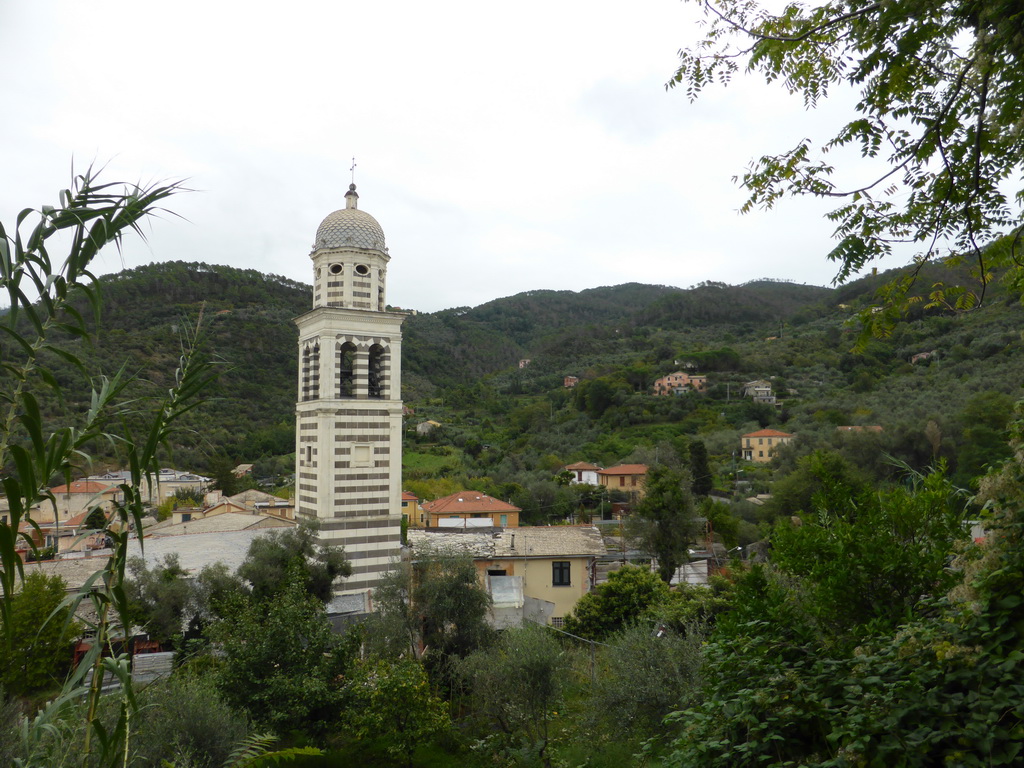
[402,491,419,501]
[742,429,794,438]
[597,464,648,476]
[423,491,520,514]
[64,508,111,527]
[564,462,601,471]
[49,481,118,495]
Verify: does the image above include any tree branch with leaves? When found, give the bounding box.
[671,0,1024,340]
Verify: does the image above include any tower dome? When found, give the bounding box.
[312,184,387,252]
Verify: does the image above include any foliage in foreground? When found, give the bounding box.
[211,570,354,736]
[458,624,567,768]
[659,458,1024,767]
[339,657,451,767]
[0,171,216,768]
[563,566,669,641]
[0,573,78,698]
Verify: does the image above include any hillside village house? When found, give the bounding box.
[422,491,520,528]
[408,525,606,627]
[741,429,795,463]
[562,461,601,485]
[597,464,648,499]
[416,420,441,436]
[402,491,424,527]
[177,489,296,525]
[15,507,113,555]
[652,371,707,395]
[86,468,211,505]
[742,379,776,405]
[45,480,121,522]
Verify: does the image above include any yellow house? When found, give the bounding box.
[402,491,425,527]
[597,464,648,500]
[407,526,607,626]
[741,428,795,463]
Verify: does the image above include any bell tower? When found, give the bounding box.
[295,183,405,593]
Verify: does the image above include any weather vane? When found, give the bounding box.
[350,158,357,185]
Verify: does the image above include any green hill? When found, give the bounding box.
[10,260,1023,505]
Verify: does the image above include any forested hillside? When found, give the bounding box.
[15,260,1023,506]
[25,261,310,475]
[7,257,1024,767]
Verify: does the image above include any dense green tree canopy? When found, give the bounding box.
[673,1,1024,329]
[563,565,670,641]
[238,522,351,603]
[211,570,353,735]
[631,465,700,583]
[371,551,494,670]
[458,624,567,767]
[0,573,78,697]
[340,658,451,767]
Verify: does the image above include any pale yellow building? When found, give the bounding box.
[407,526,607,626]
[741,428,794,463]
[597,464,648,500]
[45,481,121,523]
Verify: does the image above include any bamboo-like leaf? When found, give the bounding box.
[2,170,196,768]
[0,324,36,359]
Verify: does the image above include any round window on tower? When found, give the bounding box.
[329,263,343,275]
[355,264,370,276]
[316,267,322,279]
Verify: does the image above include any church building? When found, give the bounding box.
[294,183,405,593]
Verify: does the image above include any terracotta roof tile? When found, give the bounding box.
[742,429,794,438]
[423,491,520,514]
[49,481,118,495]
[596,464,648,476]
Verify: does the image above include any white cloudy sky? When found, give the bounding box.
[1,0,885,313]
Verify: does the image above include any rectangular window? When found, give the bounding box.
[619,477,625,487]
[551,617,565,628]
[552,561,571,587]
[500,514,508,527]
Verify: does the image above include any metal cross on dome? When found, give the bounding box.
[349,158,357,185]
